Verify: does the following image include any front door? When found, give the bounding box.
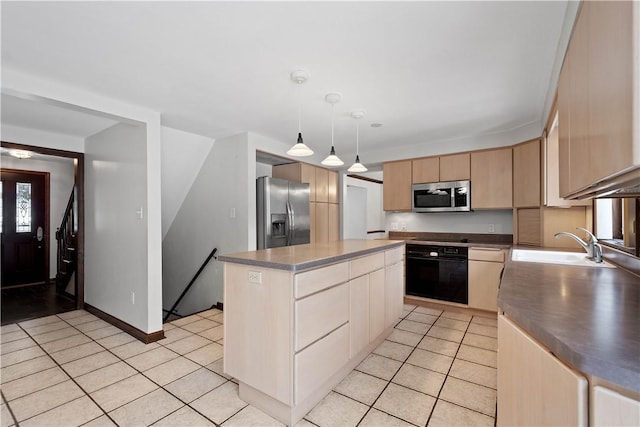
[1,169,48,287]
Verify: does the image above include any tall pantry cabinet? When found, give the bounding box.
[273,162,340,243]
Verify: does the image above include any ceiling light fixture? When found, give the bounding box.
[287,69,313,157]
[348,111,368,173]
[321,92,344,167]
[9,149,32,159]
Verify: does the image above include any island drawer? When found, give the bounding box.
[350,252,384,278]
[294,322,349,404]
[294,283,349,351]
[385,247,404,266]
[294,261,349,299]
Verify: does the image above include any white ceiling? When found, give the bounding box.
[1,1,570,161]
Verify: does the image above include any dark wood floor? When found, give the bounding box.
[1,283,76,325]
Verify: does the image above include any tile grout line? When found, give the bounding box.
[1,390,19,427]
[8,316,118,426]
[354,305,436,427]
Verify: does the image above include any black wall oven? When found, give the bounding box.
[405,244,468,304]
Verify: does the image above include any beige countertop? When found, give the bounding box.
[218,239,405,272]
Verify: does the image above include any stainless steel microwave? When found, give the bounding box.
[412,180,471,212]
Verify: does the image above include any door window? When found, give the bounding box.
[16,182,32,233]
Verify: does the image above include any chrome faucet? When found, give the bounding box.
[554,227,603,263]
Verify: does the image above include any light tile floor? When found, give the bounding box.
[0,305,497,426]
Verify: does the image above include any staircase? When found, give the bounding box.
[56,189,77,294]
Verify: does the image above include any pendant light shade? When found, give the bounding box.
[287,132,313,157]
[321,92,344,167]
[348,111,367,173]
[287,70,313,157]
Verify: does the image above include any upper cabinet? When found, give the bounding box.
[273,162,340,242]
[471,147,513,209]
[513,139,541,208]
[412,157,439,184]
[411,153,471,184]
[558,1,638,198]
[439,153,471,182]
[383,160,412,211]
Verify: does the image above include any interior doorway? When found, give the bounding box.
[1,141,84,325]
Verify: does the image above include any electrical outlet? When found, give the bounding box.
[400,223,407,231]
[391,223,399,230]
[488,224,495,233]
[230,208,236,218]
[248,271,262,284]
[131,292,135,304]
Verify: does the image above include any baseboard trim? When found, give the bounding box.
[84,303,165,344]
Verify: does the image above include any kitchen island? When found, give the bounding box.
[218,239,405,426]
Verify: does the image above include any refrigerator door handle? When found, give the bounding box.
[286,201,295,245]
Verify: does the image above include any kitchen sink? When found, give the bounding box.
[511,249,615,268]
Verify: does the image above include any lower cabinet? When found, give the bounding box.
[468,248,505,312]
[497,314,588,426]
[592,385,640,426]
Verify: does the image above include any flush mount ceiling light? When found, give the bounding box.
[321,92,344,167]
[9,149,32,159]
[287,69,313,157]
[348,111,368,173]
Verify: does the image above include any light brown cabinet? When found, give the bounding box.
[315,167,329,203]
[558,1,637,198]
[273,162,339,242]
[468,248,505,312]
[439,153,470,181]
[412,157,439,184]
[513,139,541,208]
[471,147,513,209]
[497,314,588,427]
[383,160,412,211]
[411,153,471,185]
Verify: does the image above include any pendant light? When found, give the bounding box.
[348,111,368,172]
[321,93,344,167]
[287,70,313,157]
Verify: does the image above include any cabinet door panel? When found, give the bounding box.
[513,139,541,207]
[439,153,470,181]
[468,260,502,312]
[592,386,640,427]
[412,157,439,184]
[369,269,385,342]
[328,171,339,203]
[497,315,587,427]
[383,161,412,211]
[349,275,370,358]
[384,262,404,329]
[315,168,329,203]
[315,202,329,243]
[301,164,316,202]
[328,203,339,242]
[471,148,513,209]
[350,252,384,279]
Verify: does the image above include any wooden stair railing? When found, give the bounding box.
[56,188,77,294]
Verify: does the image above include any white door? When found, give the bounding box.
[344,185,367,239]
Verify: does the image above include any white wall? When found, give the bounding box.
[386,210,513,234]
[256,162,272,178]
[162,133,249,315]
[85,123,150,331]
[0,155,75,278]
[161,126,214,237]
[344,176,385,233]
[4,67,164,334]
[162,132,293,316]
[1,124,85,153]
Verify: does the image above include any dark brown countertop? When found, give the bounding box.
[498,248,640,393]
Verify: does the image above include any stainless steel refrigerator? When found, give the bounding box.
[257,177,310,249]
